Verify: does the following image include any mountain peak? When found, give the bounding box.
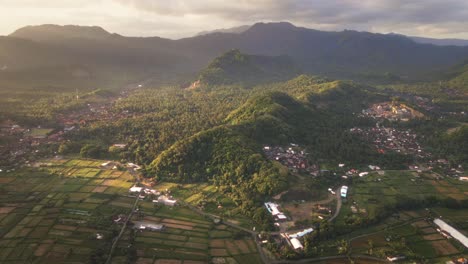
[246,21,298,33]
[10,24,112,42]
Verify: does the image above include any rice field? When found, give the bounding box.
[0,158,263,264]
[0,158,135,263]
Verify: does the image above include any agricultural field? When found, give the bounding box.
[0,158,136,263]
[111,202,262,264]
[335,170,468,261]
[348,210,467,262]
[158,183,253,228]
[336,170,468,226]
[0,158,264,264]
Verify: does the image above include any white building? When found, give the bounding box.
[129,186,143,193]
[264,202,287,220]
[340,186,348,198]
[290,238,303,250]
[289,228,314,238]
[434,218,468,248]
[155,195,177,206]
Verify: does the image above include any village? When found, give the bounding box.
[349,125,431,158]
[360,101,424,121]
[0,84,143,172]
[263,144,319,175]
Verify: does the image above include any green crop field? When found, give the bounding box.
[0,158,134,263]
[112,200,261,264]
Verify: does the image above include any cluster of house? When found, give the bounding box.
[264,202,287,221]
[281,228,314,250]
[350,126,430,158]
[263,144,318,175]
[0,121,77,169]
[129,186,177,206]
[360,102,423,122]
[56,101,132,127]
[339,165,384,180]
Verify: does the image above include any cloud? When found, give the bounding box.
[113,0,468,38]
[1,0,468,39]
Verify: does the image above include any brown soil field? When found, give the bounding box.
[92,186,107,193]
[225,241,240,255]
[162,218,197,227]
[423,233,444,240]
[210,239,225,248]
[421,227,437,234]
[18,227,32,237]
[29,227,50,238]
[184,242,208,250]
[34,243,52,257]
[402,211,422,218]
[0,207,15,214]
[234,240,250,254]
[448,193,466,200]
[246,240,256,252]
[102,179,117,186]
[210,248,229,257]
[164,223,193,230]
[412,220,430,228]
[431,240,459,255]
[53,224,77,231]
[0,178,14,184]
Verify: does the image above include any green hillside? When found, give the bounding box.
[146,82,409,212]
[197,49,300,86]
[447,60,468,93]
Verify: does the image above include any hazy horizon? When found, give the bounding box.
[1,0,468,40]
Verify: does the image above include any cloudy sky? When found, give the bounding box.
[1,0,468,39]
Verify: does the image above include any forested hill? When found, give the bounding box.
[5,22,468,89]
[146,80,407,210]
[195,49,300,86]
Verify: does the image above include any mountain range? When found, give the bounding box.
[2,22,468,91]
[197,25,468,47]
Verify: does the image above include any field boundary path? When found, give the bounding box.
[328,189,342,222]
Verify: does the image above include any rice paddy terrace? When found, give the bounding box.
[0,158,261,264]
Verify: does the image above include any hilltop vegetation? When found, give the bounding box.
[144,80,411,213]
